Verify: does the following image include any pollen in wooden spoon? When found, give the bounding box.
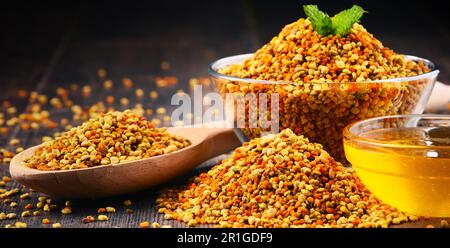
[24,110,191,171]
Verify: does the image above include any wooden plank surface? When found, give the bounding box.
[0,0,449,228]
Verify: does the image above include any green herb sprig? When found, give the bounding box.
[303,5,367,36]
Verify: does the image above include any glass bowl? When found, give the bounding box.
[209,54,439,161]
[343,114,450,217]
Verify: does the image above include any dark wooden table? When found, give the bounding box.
[1,0,449,228]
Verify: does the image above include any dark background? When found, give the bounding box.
[0,0,449,228]
[1,0,449,96]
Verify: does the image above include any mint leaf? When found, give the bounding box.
[331,5,367,36]
[303,5,332,36]
[303,5,367,37]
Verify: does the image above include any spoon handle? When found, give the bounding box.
[199,127,242,159]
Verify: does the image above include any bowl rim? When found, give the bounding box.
[343,114,450,149]
[208,53,440,85]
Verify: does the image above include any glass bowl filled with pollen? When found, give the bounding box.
[343,114,450,217]
[209,15,439,162]
[209,54,439,161]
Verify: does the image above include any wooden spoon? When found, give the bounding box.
[9,127,241,198]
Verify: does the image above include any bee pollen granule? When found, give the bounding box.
[25,110,190,170]
[157,129,415,228]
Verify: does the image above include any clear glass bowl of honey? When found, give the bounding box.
[343,114,450,217]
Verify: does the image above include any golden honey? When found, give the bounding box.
[344,126,450,217]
